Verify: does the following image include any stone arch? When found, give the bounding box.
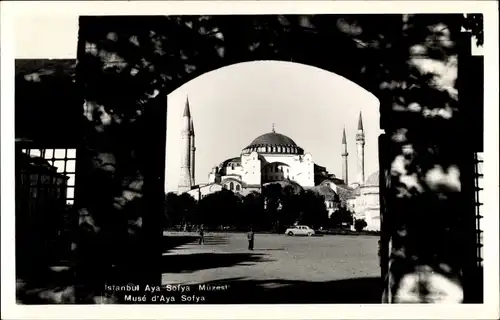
[76,14,478,303]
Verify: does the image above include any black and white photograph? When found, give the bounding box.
[1,1,499,319]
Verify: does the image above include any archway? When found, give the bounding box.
[165,60,380,191]
[72,14,481,303]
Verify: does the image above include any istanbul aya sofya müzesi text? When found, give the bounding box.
[103,283,230,303]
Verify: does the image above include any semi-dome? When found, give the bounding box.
[241,131,304,155]
[365,171,379,186]
[311,185,339,201]
[219,157,241,169]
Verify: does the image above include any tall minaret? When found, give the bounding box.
[189,117,196,185]
[341,127,349,185]
[356,111,366,184]
[178,96,194,193]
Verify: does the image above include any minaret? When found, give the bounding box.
[178,96,194,193]
[356,111,366,184]
[189,117,196,185]
[341,127,349,185]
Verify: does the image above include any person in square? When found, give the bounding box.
[198,225,205,245]
[247,227,255,250]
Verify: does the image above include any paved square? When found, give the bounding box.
[161,232,381,303]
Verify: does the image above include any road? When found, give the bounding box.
[161,232,382,303]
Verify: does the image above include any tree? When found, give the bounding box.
[262,183,283,231]
[197,189,242,228]
[164,192,197,229]
[329,205,354,229]
[279,185,302,228]
[241,191,266,230]
[298,190,328,229]
[178,193,198,225]
[164,192,180,229]
[354,219,368,232]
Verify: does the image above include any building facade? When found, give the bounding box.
[348,171,380,231]
[178,98,380,229]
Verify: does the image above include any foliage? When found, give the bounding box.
[162,186,334,232]
[241,191,266,230]
[260,184,331,231]
[296,190,329,229]
[354,219,368,232]
[462,14,483,46]
[197,189,242,227]
[328,205,354,228]
[164,192,197,228]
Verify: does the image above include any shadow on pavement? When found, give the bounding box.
[162,235,200,252]
[161,253,272,273]
[184,276,383,304]
[200,235,231,246]
[16,266,76,304]
[163,235,231,252]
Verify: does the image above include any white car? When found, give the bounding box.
[285,225,315,236]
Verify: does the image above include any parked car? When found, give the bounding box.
[285,225,315,236]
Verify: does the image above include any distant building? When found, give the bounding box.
[177,96,380,229]
[348,171,380,231]
[16,149,70,268]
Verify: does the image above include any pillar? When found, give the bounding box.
[379,20,476,303]
[75,16,165,303]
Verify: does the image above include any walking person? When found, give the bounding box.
[198,225,205,245]
[247,227,255,251]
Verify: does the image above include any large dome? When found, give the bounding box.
[250,132,297,146]
[242,132,304,155]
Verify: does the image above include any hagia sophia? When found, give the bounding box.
[177,97,381,231]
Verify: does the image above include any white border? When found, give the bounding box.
[1,1,498,319]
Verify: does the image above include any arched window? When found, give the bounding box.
[236,184,241,191]
[230,182,234,190]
